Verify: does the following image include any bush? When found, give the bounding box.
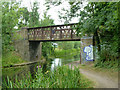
[94,59,118,70]
[94,45,118,71]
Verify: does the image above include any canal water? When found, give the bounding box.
[2,53,80,83]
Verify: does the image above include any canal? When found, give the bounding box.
[2,52,80,84]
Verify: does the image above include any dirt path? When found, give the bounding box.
[67,61,119,88]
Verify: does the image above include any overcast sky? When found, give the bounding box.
[19,0,88,25]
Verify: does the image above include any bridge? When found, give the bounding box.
[27,23,80,41]
[13,23,94,64]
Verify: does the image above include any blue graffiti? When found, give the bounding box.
[83,45,93,61]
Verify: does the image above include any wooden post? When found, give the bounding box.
[42,28,43,39]
[27,29,29,40]
[50,27,52,40]
[71,29,73,39]
[60,27,62,39]
[34,30,35,40]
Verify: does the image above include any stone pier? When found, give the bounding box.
[80,35,94,64]
[13,28,42,61]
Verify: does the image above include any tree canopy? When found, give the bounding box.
[45,1,120,61]
[2,1,54,56]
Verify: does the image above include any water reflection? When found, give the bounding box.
[51,58,62,71]
[50,54,80,71]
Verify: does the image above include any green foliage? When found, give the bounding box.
[29,2,40,27]
[17,2,40,28]
[2,2,23,52]
[94,60,118,71]
[39,13,54,27]
[46,1,119,64]
[2,52,26,67]
[12,32,23,41]
[42,42,54,59]
[2,1,54,60]
[53,41,80,58]
[54,48,80,58]
[74,42,80,49]
[57,41,80,50]
[3,65,93,88]
[58,42,74,50]
[94,46,118,71]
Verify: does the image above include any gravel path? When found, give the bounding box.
[67,61,119,88]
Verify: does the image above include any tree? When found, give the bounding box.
[40,12,54,26]
[29,1,40,27]
[17,7,29,28]
[2,1,23,52]
[74,42,80,49]
[57,42,74,50]
[45,1,119,61]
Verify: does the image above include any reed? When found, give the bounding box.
[3,65,93,88]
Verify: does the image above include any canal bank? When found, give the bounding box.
[2,52,80,82]
[2,52,95,88]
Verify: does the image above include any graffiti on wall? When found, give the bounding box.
[83,45,93,61]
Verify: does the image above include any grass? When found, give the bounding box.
[2,52,27,67]
[3,65,94,88]
[2,65,30,81]
[94,60,119,71]
[53,48,80,58]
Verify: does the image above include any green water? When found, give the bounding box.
[2,53,80,83]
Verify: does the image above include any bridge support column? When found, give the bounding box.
[29,42,42,61]
[13,27,30,61]
[13,27,42,62]
[80,35,94,65]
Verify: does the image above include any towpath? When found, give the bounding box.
[67,61,119,88]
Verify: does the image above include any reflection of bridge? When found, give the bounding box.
[14,23,93,64]
[27,23,80,41]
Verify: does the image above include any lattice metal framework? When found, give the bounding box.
[27,23,80,41]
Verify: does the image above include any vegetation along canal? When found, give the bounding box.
[2,49,80,83]
[2,1,119,88]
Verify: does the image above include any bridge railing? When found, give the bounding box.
[27,23,79,41]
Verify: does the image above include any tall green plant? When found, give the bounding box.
[2,1,24,52]
[3,66,93,88]
[29,2,40,27]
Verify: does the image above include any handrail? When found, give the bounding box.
[27,23,78,30]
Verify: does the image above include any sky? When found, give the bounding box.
[19,0,88,25]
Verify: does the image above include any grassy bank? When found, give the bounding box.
[53,48,80,58]
[3,65,94,88]
[94,60,118,71]
[2,52,27,67]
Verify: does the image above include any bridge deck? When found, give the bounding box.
[27,23,80,41]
